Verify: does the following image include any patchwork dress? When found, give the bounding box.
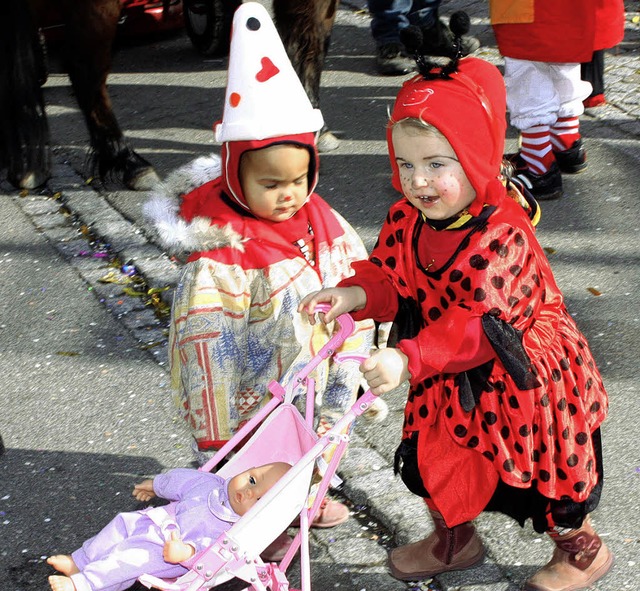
[147,155,374,449]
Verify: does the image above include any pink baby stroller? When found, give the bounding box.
[138,305,377,591]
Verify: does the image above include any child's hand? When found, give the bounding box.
[298,286,367,324]
[132,479,156,502]
[360,348,411,395]
[163,531,195,563]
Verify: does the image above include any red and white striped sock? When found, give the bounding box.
[550,116,581,152]
[520,125,554,175]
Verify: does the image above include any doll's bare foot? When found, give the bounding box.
[48,575,76,591]
[47,555,79,576]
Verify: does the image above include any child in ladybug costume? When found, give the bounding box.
[299,44,612,591]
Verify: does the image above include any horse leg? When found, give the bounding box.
[61,0,159,190]
[0,0,51,189]
[273,0,340,152]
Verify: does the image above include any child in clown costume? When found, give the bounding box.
[300,47,612,591]
[144,2,377,535]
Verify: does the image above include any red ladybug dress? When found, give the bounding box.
[345,191,608,528]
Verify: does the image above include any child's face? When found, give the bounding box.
[227,462,290,516]
[239,144,310,222]
[392,125,476,221]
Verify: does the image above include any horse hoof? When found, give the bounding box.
[124,167,161,191]
[8,170,50,190]
[317,130,340,153]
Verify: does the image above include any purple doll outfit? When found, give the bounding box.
[69,469,240,591]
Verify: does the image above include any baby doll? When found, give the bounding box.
[47,462,290,591]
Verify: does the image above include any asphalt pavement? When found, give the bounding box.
[1,1,639,590]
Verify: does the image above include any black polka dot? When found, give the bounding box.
[521,471,532,483]
[450,269,463,282]
[491,276,505,289]
[540,394,550,407]
[508,296,520,307]
[573,481,587,493]
[539,470,551,482]
[385,256,397,269]
[467,436,479,448]
[556,467,567,480]
[519,425,531,437]
[484,411,497,425]
[392,210,406,222]
[508,396,520,409]
[521,285,532,297]
[454,425,468,438]
[514,233,525,246]
[590,401,601,413]
[371,257,382,267]
[509,264,522,277]
[440,296,450,309]
[503,458,515,472]
[418,405,429,418]
[575,432,588,445]
[417,288,427,302]
[531,273,540,286]
[532,450,540,462]
[461,277,472,291]
[514,442,524,454]
[557,398,567,411]
[474,288,486,302]
[445,406,454,418]
[483,451,494,461]
[246,16,261,30]
[395,229,404,243]
[386,234,396,247]
[428,307,441,321]
[446,286,456,301]
[567,454,579,467]
[551,369,562,382]
[500,426,510,440]
[523,305,533,317]
[562,427,570,440]
[469,255,490,270]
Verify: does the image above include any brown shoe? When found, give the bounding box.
[388,510,485,580]
[524,519,614,591]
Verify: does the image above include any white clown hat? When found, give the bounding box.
[214,2,324,142]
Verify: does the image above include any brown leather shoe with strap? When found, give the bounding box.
[388,509,485,580]
[524,518,614,591]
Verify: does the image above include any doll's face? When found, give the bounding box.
[392,124,476,221]
[227,462,290,516]
[239,144,310,222]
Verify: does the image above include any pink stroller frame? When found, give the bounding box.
[139,305,377,591]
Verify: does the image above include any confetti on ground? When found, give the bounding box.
[56,351,81,357]
[543,246,557,255]
[587,287,603,296]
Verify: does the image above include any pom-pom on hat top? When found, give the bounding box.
[387,56,508,216]
[214,2,324,142]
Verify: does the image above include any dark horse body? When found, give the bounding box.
[0,0,340,191]
[273,0,340,151]
[0,0,157,190]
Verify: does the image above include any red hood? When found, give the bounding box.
[219,132,320,213]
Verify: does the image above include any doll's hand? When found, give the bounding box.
[132,479,156,502]
[360,348,411,396]
[163,531,195,563]
[298,287,367,324]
